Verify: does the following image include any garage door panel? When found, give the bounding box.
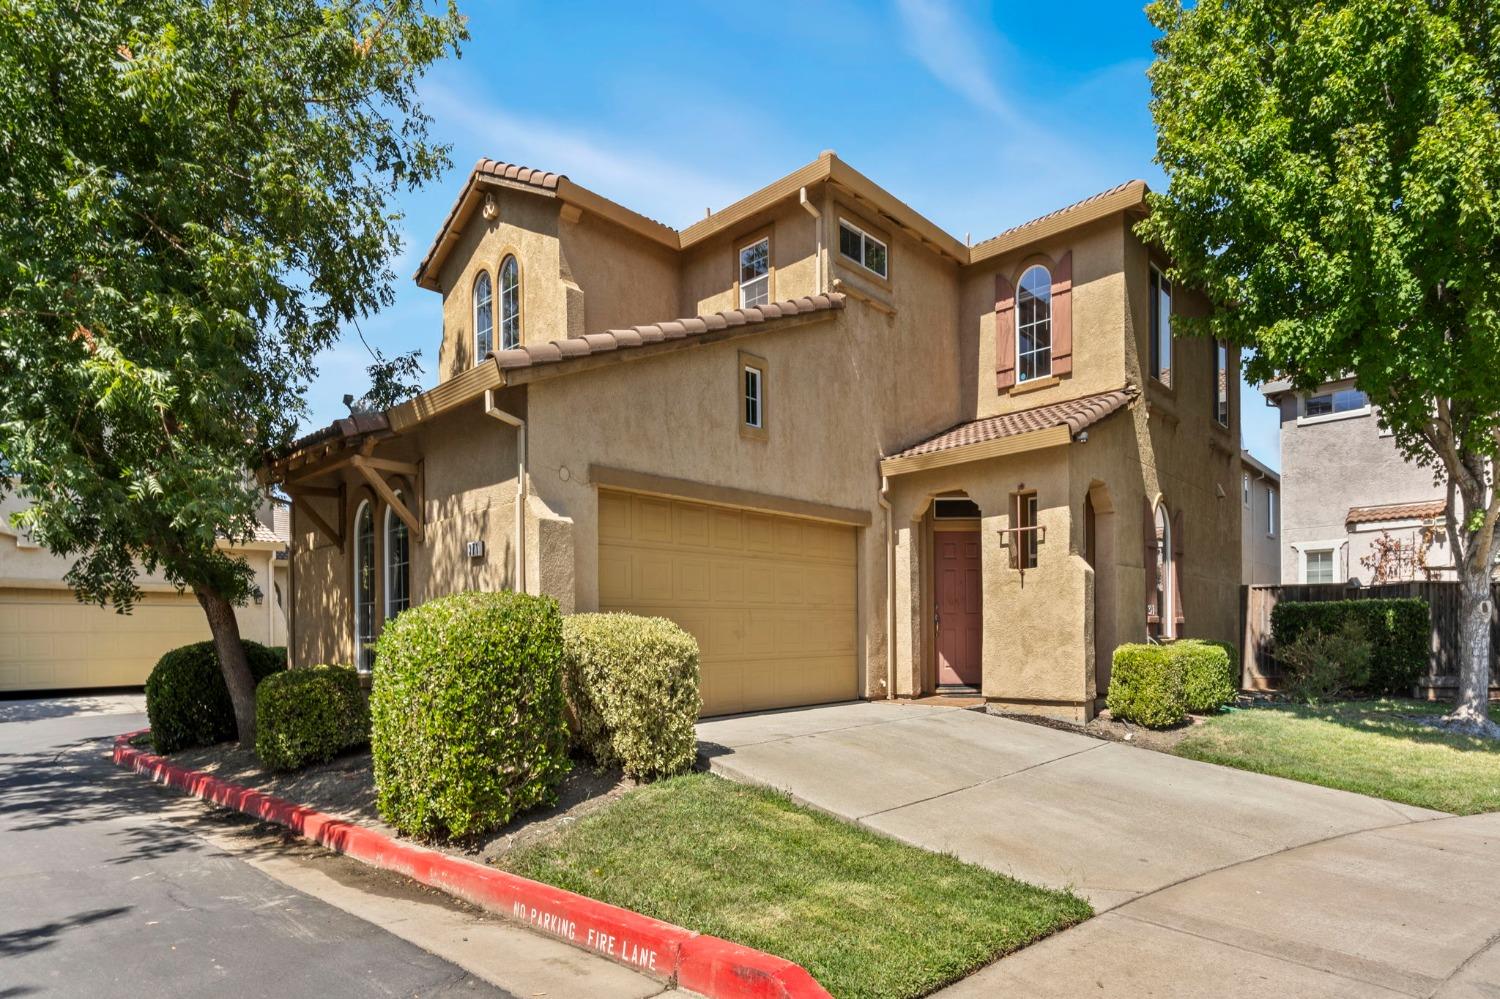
[597,490,857,717]
[0,588,209,692]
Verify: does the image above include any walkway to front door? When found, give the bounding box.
[698,702,1500,998]
[934,530,981,688]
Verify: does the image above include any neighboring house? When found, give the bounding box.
[269,152,1243,722]
[1241,451,1281,585]
[1262,377,1455,584]
[0,494,291,692]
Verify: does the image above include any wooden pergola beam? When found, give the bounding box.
[288,485,345,553]
[350,455,424,543]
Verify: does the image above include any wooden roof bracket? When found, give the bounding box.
[350,455,424,543]
[288,482,346,553]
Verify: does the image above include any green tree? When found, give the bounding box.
[1141,0,1500,735]
[0,0,465,743]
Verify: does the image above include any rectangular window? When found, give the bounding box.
[1214,339,1229,426]
[744,365,762,429]
[1305,549,1335,584]
[739,237,770,309]
[1304,387,1369,418]
[1011,492,1039,569]
[1242,473,1251,508]
[1267,487,1278,537]
[1149,266,1173,386]
[838,219,888,278]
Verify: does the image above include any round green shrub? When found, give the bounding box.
[254,665,370,772]
[145,640,286,753]
[1106,644,1187,728]
[370,591,569,842]
[1175,640,1239,714]
[563,613,701,779]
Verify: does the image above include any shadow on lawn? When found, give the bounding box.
[1243,699,1500,754]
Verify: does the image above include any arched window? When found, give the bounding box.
[473,270,494,363]
[384,493,410,620]
[499,255,520,350]
[1155,502,1174,639]
[1016,265,1052,382]
[353,500,375,671]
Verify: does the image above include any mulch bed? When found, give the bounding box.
[986,701,1264,753]
[160,741,635,863]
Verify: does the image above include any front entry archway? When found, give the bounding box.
[932,497,983,690]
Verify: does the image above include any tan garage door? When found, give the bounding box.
[598,489,857,717]
[0,588,211,692]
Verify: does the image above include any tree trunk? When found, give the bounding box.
[1449,561,1496,735]
[195,585,257,746]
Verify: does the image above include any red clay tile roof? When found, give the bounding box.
[274,411,390,462]
[415,160,569,287]
[1346,500,1447,525]
[889,388,1135,460]
[973,181,1146,250]
[491,294,846,373]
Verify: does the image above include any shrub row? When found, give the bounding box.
[1107,639,1239,729]
[145,640,286,753]
[255,664,370,772]
[1270,598,1428,695]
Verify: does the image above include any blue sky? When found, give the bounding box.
[314,0,1280,468]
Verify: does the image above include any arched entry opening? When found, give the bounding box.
[930,493,983,690]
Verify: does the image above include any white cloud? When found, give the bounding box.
[422,80,749,228]
[894,0,1014,122]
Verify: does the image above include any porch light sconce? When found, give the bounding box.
[251,586,264,606]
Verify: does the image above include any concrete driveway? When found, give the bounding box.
[698,701,1500,997]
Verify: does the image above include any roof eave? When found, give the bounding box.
[966,180,1150,265]
[880,424,1073,476]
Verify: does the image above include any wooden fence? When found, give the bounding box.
[1242,581,1500,696]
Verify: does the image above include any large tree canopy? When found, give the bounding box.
[0,0,465,741]
[1141,0,1500,733]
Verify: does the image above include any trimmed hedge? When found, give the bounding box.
[1108,644,1188,728]
[563,613,701,779]
[1177,640,1239,714]
[1108,640,1238,727]
[370,591,570,842]
[1271,598,1428,694]
[254,665,370,772]
[145,640,286,753]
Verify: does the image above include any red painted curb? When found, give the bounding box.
[113,731,831,999]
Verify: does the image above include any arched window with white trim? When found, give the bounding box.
[1155,502,1174,639]
[473,270,494,363]
[353,500,376,671]
[384,493,410,620]
[1016,265,1052,382]
[499,255,520,350]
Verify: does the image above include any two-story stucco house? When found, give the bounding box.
[1262,377,1457,584]
[268,152,1243,721]
[1241,450,1281,585]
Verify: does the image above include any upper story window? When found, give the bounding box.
[1016,265,1052,383]
[473,270,493,363]
[739,237,770,309]
[1242,473,1251,508]
[1303,386,1369,419]
[1149,266,1172,386]
[1267,487,1278,537]
[499,256,521,351]
[838,219,887,278]
[1214,340,1229,426]
[384,494,410,620]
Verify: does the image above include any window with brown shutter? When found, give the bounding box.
[1051,251,1074,375]
[995,272,1016,390]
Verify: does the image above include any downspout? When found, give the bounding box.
[878,474,897,699]
[484,388,527,594]
[800,186,823,294]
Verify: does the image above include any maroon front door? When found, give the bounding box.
[935,531,982,688]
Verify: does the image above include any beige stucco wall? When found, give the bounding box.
[1241,467,1282,585]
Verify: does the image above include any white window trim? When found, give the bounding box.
[1267,487,1278,538]
[1296,383,1371,426]
[744,365,763,429]
[383,494,410,620]
[837,218,888,278]
[1292,539,1348,584]
[738,237,771,309]
[1242,473,1251,508]
[499,256,521,351]
[1149,265,1173,385]
[472,271,494,365]
[353,500,375,672]
[1015,265,1053,384]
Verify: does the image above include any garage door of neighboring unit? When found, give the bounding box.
[0,588,210,692]
[598,489,858,717]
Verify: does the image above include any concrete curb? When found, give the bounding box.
[112,731,830,999]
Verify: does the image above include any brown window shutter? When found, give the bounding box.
[1051,251,1073,375]
[1144,497,1159,625]
[996,272,1016,391]
[1172,508,1186,627]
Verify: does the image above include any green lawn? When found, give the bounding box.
[1173,699,1500,814]
[501,772,1090,999]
